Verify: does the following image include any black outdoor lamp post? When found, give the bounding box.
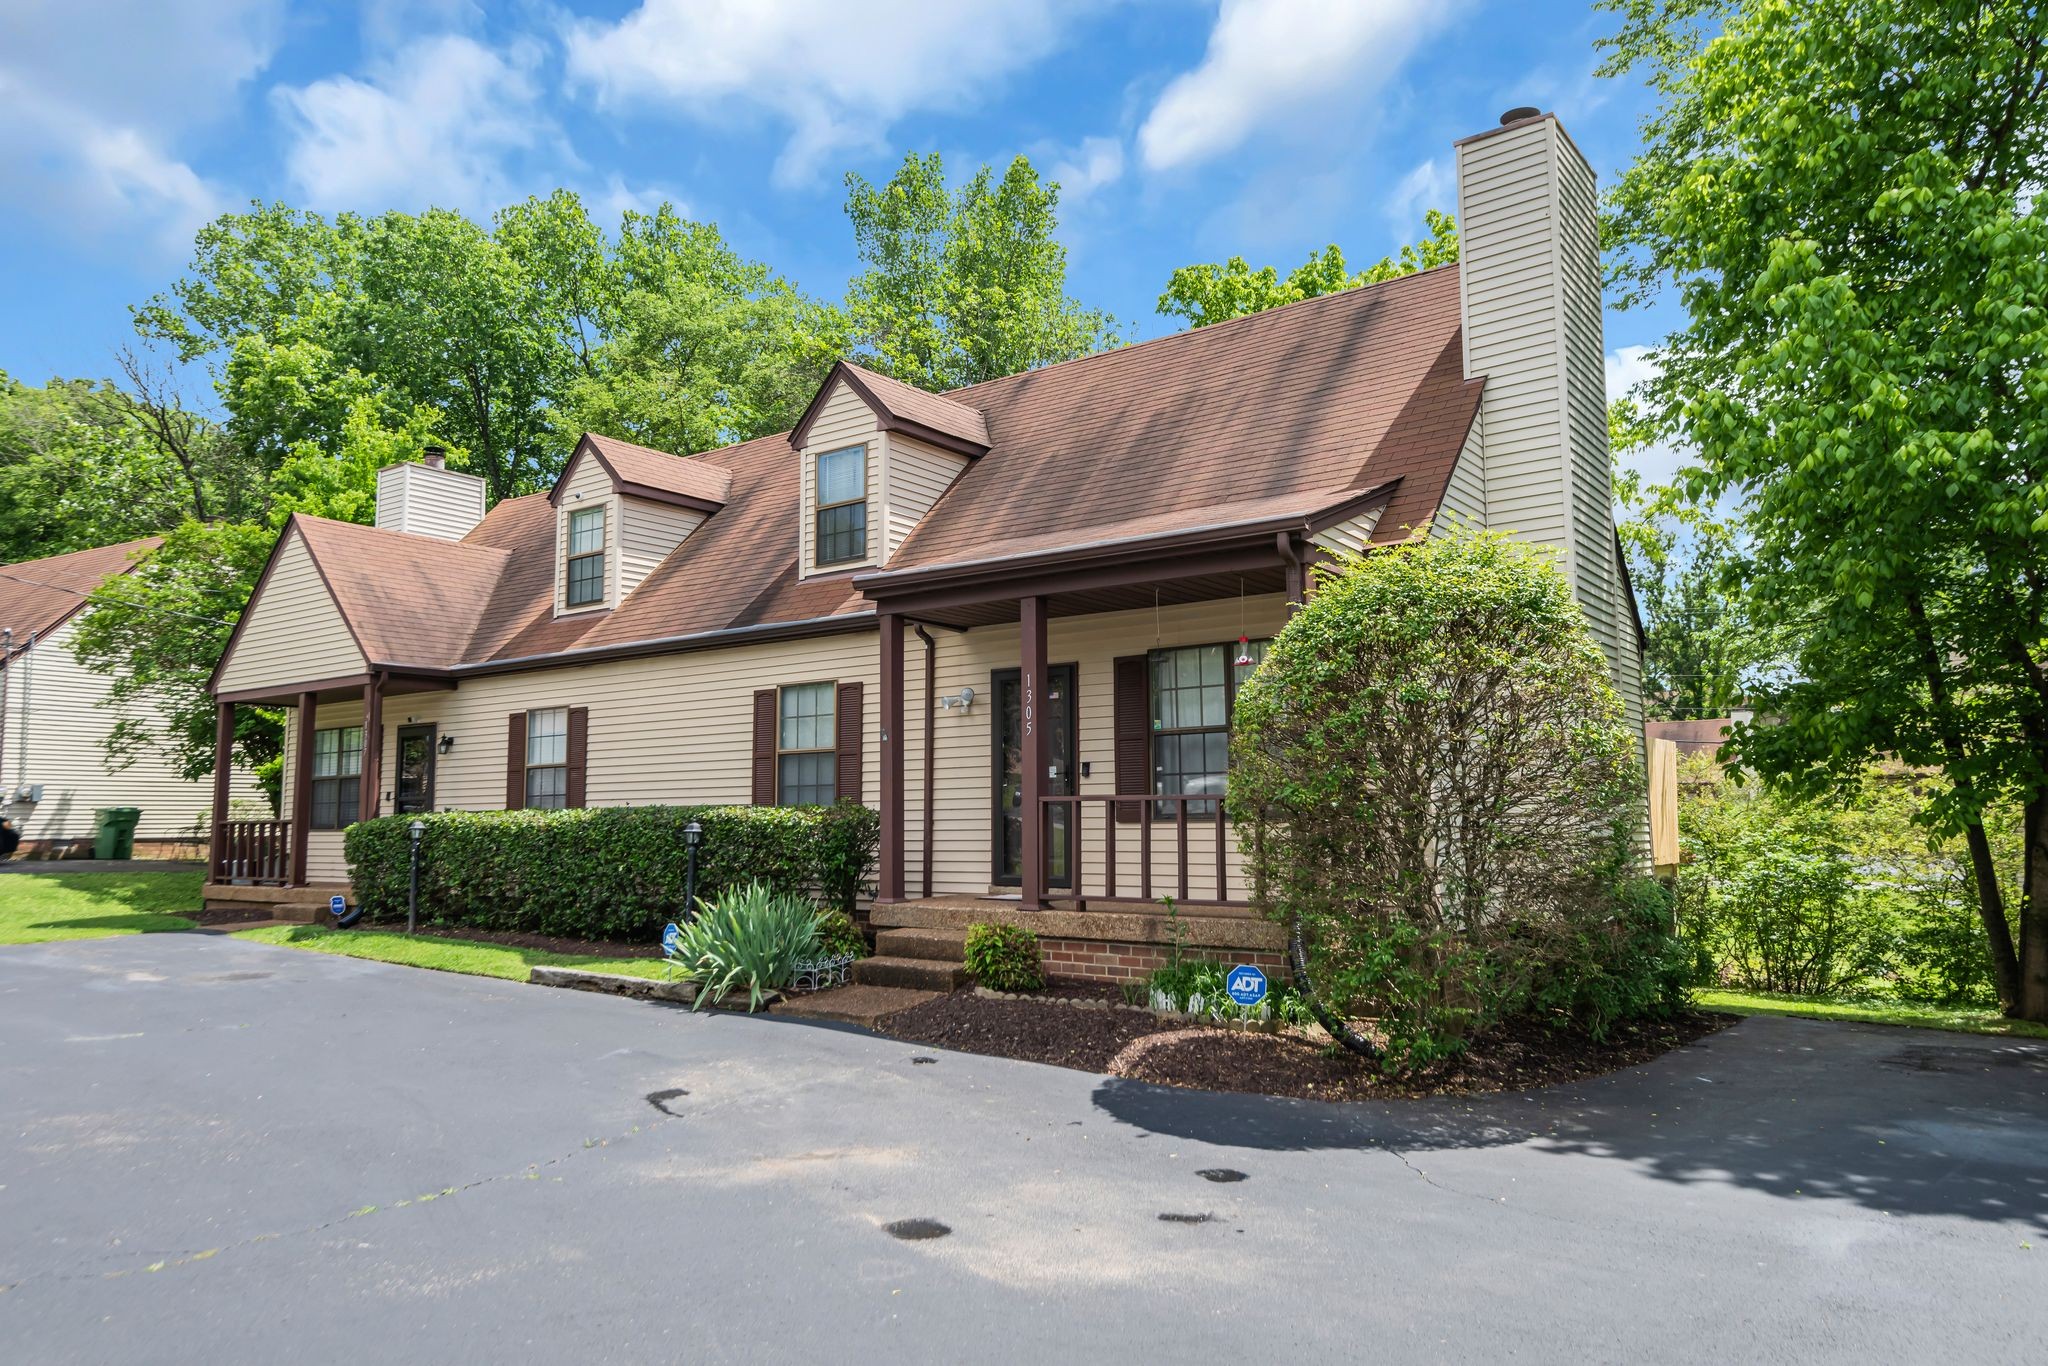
[683,820,703,921]
[407,818,426,935]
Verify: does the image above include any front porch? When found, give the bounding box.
[870,895,1288,984]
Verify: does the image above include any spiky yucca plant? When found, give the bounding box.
[672,881,822,1012]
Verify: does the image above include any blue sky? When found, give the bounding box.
[0,0,1682,481]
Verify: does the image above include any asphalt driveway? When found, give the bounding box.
[1,933,2040,1363]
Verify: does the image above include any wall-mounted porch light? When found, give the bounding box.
[437,734,455,755]
[937,686,975,714]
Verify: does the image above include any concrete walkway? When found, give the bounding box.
[1,932,2039,1363]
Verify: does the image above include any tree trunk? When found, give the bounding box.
[1962,817,2023,1012]
[2016,794,2048,1022]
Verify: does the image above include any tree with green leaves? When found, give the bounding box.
[1602,0,2048,1017]
[844,153,1120,390]
[1157,209,1459,328]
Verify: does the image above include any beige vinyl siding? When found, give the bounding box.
[910,594,1290,899]
[0,617,264,842]
[618,495,705,599]
[1434,408,1487,532]
[1310,508,1385,557]
[881,433,968,564]
[374,463,485,541]
[554,451,618,615]
[216,530,365,694]
[799,380,880,577]
[281,698,365,883]
[317,631,883,886]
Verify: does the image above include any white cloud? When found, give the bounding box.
[1384,157,1451,235]
[1137,0,1457,174]
[0,0,280,254]
[1607,344,1690,488]
[563,0,1087,187]
[588,173,690,225]
[274,35,569,215]
[1047,136,1125,202]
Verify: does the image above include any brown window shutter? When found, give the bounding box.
[505,712,527,810]
[835,681,863,804]
[566,706,589,808]
[1113,654,1150,824]
[751,689,777,805]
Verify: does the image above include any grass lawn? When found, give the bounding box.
[0,870,203,944]
[1697,987,2048,1040]
[233,923,674,984]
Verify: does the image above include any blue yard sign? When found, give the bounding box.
[329,895,346,918]
[1225,964,1269,1008]
[661,922,683,955]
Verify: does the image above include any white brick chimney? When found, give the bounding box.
[375,446,486,541]
[1454,109,1640,717]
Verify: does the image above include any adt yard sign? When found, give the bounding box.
[329,895,346,918]
[1225,964,1269,1008]
[661,922,683,955]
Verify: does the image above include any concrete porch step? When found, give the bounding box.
[852,955,968,991]
[771,984,938,1027]
[873,927,969,963]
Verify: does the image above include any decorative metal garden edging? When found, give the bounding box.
[789,951,857,993]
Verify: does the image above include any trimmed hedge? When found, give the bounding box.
[342,802,879,943]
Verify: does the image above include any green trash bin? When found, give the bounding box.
[92,807,142,860]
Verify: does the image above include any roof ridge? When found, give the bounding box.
[942,260,1461,402]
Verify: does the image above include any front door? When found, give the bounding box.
[992,664,1077,888]
[394,725,437,814]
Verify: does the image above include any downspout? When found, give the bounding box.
[913,624,937,899]
[0,628,11,795]
[15,629,34,795]
[1276,530,1305,610]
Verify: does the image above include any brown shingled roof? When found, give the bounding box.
[554,433,734,510]
[225,265,1480,677]
[0,538,161,644]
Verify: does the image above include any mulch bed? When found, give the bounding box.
[356,922,662,958]
[877,991,1730,1100]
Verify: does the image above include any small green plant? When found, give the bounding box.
[1160,895,1190,970]
[813,907,869,960]
[963,922,1043,992]
[1145,959,1316,1030]
[670,881,821,1012]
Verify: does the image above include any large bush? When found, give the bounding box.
[343,801,878,942]
[1230,528,1670,1070]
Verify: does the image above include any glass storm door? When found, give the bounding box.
[993,665,1077,887]
[394,725,437,814]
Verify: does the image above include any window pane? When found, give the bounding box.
[527,709,567,766]
[339,727,363,778]
[815,501,866,565]
[1233,637,1271,687]
[1150,645,1226,730]
[569,507,605,555]
[338,777,360,827]
[526,765,567,809]
[779,682,835,751]
[779,751,836,806]
[313,727,338,779]
[815,446,864,506]
[567,551,605,606]
[311,779,337,830]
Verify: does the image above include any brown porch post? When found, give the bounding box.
[877,611,906,903]
[1020,595,1049,908]
[361,674,384,822]
[209,701,233,880]
[289,691,317,886]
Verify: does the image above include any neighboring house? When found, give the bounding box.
[0,539,262,857]
[206,111,1652,967]
[1644,718,1734,759]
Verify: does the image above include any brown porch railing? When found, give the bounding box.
[213,819,292,885]
[1039,794,1248,907]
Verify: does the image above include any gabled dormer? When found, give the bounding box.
[787,361,989,579]
[547,433,732,616]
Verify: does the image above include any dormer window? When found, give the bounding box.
[814,445,867,566]
[566,505,607,607]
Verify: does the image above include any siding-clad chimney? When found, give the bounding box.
[375,452,487,541]
[1454,111,1640,721]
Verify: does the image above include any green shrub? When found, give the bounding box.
[1527,876,1692,1040]
[1230,527,1651,1073]
[814,907,869,960]
[963,923,1043,992]
[669,881,821,1012]
[342,801,879,943]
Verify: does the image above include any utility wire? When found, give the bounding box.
[0,568,239,629]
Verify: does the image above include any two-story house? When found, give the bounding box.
[205,111,1647,972]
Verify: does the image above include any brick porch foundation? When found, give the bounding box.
[1037,937,1290,984]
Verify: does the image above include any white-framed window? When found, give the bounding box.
[1148,640,1269,816]
[777,682,837,805]
[310,725,364,829]
[566,505,607,607]
[813,445,866,566]
[525,707,569,808]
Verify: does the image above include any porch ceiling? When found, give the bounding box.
[904,565,1291,628]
